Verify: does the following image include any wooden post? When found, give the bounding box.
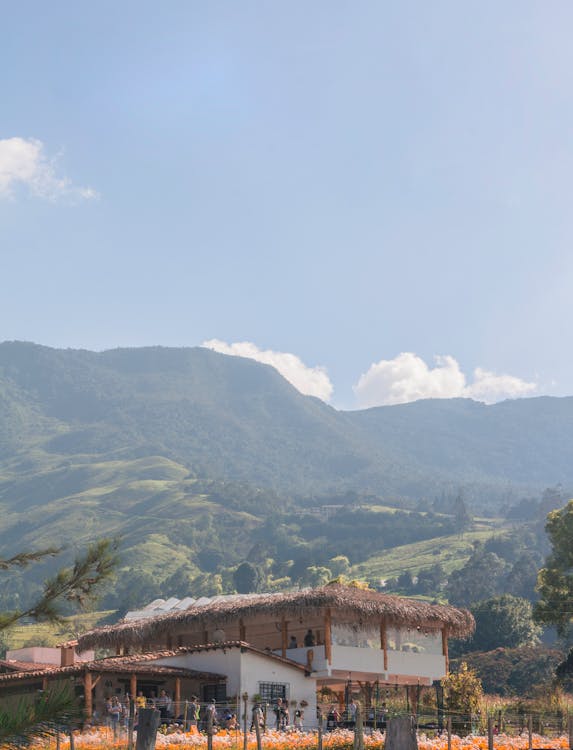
[42,676,48,691]
[128,695,136,750]
[447,716,452,750]
[243,693,249,750]
[381,618,388,671]
[281,616,288,658]
[324,608,332,664]
[353,701,364,750]
[252,706,263,750]
[318,711,323,750]
[528,715,533,750]
[385,715,418,750]
[239,619,246,641]
[135,708,161,750]
[69,728,75,750]
[487,716,494,750]
[568,714,573,750]
[130,674,137,704]
[203,630,209,644]
[442,628,449,674]
[175,677,181,715]
[207,708,214,750]
[84,671,93,720]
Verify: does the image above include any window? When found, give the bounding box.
[202,684,227,702]
[258,682,288,703]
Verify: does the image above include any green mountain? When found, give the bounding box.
[2,341,572,501]
[0,341,570,609]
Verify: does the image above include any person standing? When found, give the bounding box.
[108,696,123,738]
[304,629,316,646]
[294,706,304,730]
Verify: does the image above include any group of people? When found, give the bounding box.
[287,629,317,649]
[272,698,305,730]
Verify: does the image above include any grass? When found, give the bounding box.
[4,610,116,650]
[352,521,508,582]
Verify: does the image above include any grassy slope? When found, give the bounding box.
[4,611,116,650]
[352,518,504,582]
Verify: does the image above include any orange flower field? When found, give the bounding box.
[22,728,572,750]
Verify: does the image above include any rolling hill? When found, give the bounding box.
[2,341,572,502]
[0,341,569,608]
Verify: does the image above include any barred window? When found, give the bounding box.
[258,682,288,703]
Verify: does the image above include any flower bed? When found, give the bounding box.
[20,728,572,750]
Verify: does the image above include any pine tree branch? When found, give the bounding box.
[0,539,119,632]
[0,681,81,747]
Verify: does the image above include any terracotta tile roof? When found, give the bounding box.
[0,660,54,673]
[0,640,308,686]
[0,651,225,684]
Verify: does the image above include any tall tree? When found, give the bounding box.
[0,539,118,745]
[467,595,541,653]
[535,499,573,636]
[233,561,261,593]
[446,548,507,607]
[453,493,472,535]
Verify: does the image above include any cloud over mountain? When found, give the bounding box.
[202,339,334,402]
[353,352,536,408]
[0,137,97,201]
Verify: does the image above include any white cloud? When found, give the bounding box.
[0,137,98,201]
[353,352,536,408]
[202,339,334,402]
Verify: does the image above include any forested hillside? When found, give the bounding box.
[0,341,571,616]
[2,341,573,501]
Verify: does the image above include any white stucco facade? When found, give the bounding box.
[156,646,318,728]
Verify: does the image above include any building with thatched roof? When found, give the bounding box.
[71,584,474,726]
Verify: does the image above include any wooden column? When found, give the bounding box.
[84,671,93,720]
[239,619,246,641]
[442,627,449,674]
[42,676,48,691]
[281,616,288,658]
[203,630,209,644]
[130,674,137,702]
[380,618,388,671]
[324,608,332,664]
[175,677,181,710]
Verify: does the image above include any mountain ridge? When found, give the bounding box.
[1,341,572,503]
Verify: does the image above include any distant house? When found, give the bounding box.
[0,586,473,725]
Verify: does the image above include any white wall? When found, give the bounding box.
[387,651,446,681]
[157,649,243,696]
[239,651,317,728]
[156,648,318,729]
[5,647,95,665]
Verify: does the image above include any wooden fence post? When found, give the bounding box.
[127,695,135,750]
[447,717,452,750]
[253,706,263,750]
[487,716,494,750]
[568,714,573,750]
[207,706,214,750]
[242,694,248,750]
[353,701,364,750]
[136,707,161,750]
[318,712,323,750]
[528,715,533,750]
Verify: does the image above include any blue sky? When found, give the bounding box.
[2,1,572,408]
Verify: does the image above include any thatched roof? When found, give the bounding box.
[78,585,474,651]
